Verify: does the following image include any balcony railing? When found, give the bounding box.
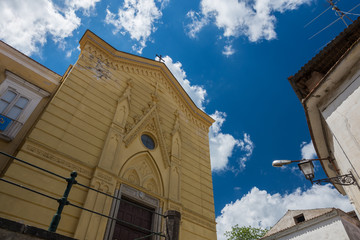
[0,151,180,240]
[0,115,23,141]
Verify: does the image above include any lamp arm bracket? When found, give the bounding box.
[311,173,358,187]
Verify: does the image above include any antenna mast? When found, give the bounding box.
[328,0,354,27]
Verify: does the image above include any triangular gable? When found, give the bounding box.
[265,208,334,237]
[79,30,214,130]
[123,104,170,169]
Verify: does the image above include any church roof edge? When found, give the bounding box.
[79,29,214,126]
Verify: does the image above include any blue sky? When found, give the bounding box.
[1,0,359,239]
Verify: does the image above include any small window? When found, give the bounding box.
[0,89,29,120]
[0,71,49,140]
[294,214,305,224]
[141,134,155,150]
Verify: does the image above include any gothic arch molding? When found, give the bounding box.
[119,151,164,196]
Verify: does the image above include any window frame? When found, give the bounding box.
[141,133,156,150]
[0,71,49,140]
[294,213,305,224]
[0,88,30,120]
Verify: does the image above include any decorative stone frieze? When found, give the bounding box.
[24,143,91,177]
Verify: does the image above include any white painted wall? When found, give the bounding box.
[278,217,349,240]
[321,70,360,213]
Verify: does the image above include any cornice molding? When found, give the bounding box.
[0,41,60,85]
[79,30,214,130]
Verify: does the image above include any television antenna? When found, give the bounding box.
[328,0,354,27]
[305,1,360,39]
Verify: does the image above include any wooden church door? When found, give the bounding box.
[112,197,154,240]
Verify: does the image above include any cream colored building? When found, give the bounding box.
[289,18,360,214]
[0,40,61,175]
[0,30,217,239]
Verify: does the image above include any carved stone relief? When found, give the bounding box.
[90,179,112,194]
[143,178,158,194]
[24,143,91,177]
[120,153,163,195]
[123,169,140,185]
[123,105,170,168]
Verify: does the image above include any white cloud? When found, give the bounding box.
[161,56,207,110]
[0,0,99,56]
[105,0,167,54]
[66,0,100,16]
[222,44,235,56]
[279,140,318,176]
[186,10,209,39]
[301,140,317,159]
[238,133,254,169]
[209,111,254,172]
[186,0,311,54]
[216,184,353,240]
[66,0,100,10]
[209,111,241,171]
[161,56,253,172]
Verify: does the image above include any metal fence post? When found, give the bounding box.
[48,171,77,232]
[165,210,181,240]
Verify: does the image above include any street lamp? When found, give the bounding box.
[298,160,314,181]
[272,157,358,187]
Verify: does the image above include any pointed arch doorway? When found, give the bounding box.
[105,184,162,240]
[112,196,154,240]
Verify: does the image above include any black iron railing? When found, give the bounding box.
[0,151,167,239]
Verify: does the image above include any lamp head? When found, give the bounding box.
[272,160,293,167]
[298,160,315,180]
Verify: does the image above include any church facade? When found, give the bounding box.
[0,30,217,239]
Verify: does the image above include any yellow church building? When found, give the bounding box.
[0,30,217,239]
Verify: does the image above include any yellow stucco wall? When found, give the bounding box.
[0,31,217,239]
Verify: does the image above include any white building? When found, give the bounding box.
[288,17,360,214]
[262,208,360,240]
